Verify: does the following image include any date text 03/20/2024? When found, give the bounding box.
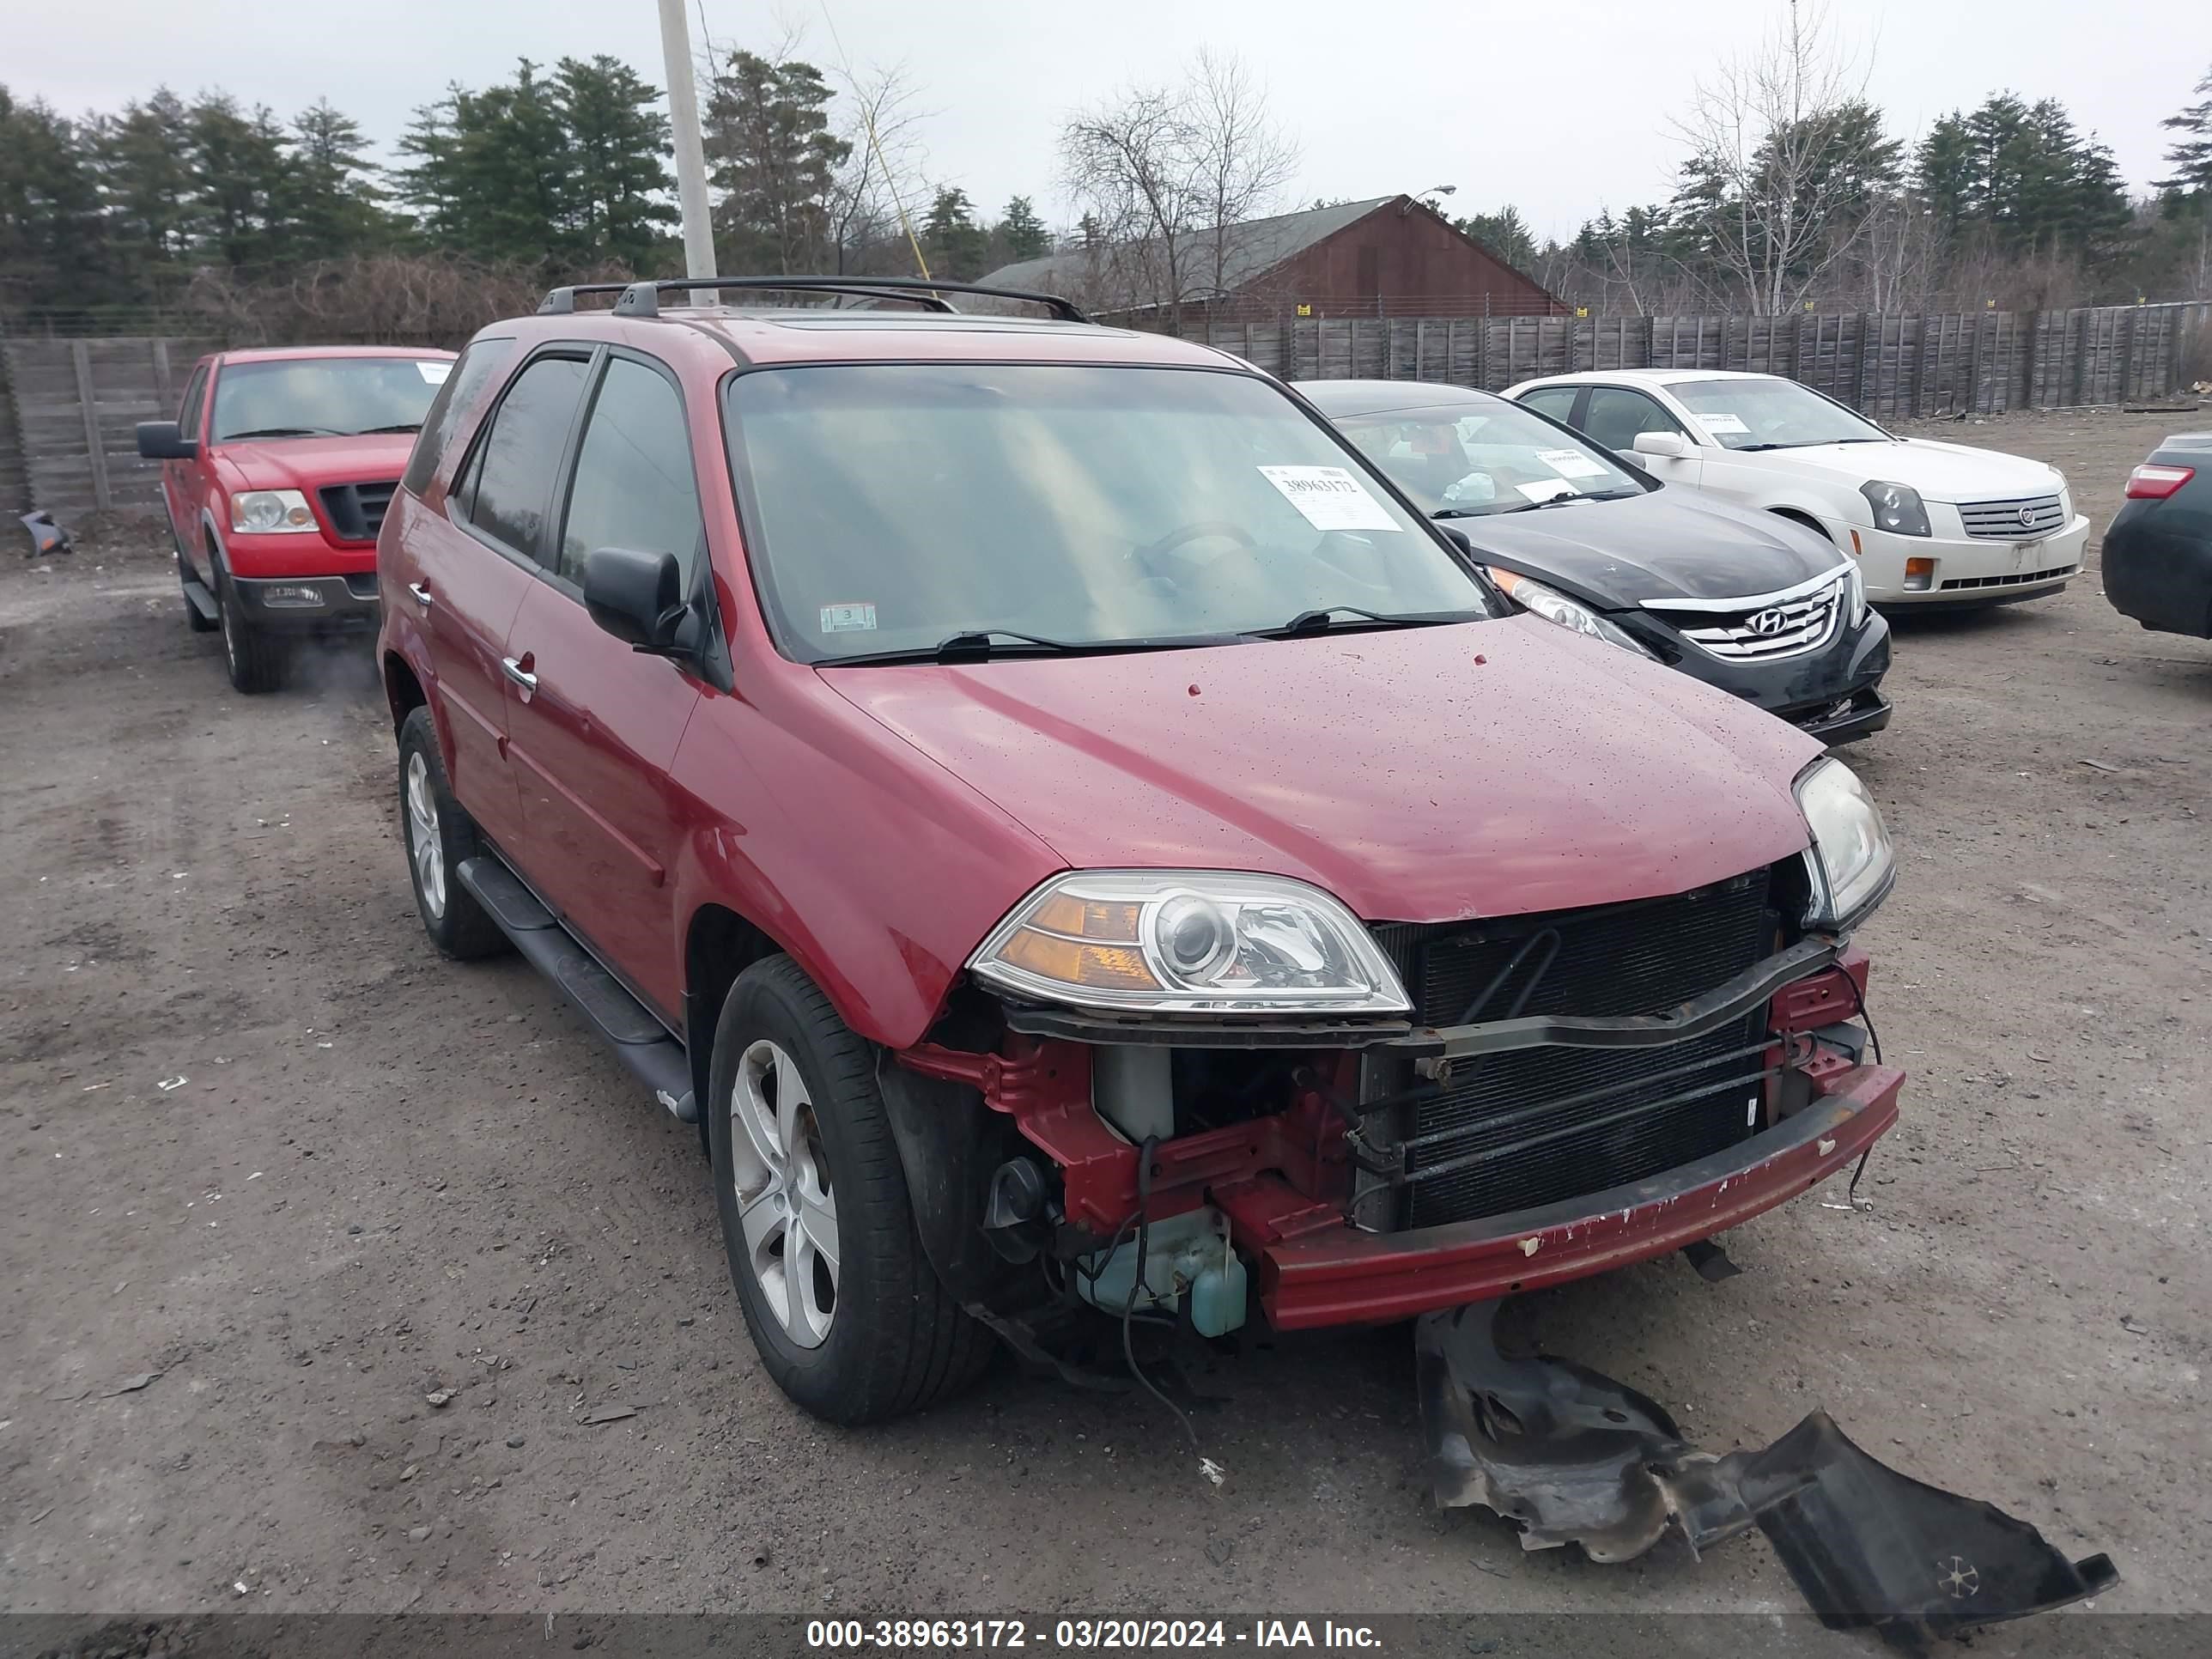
[806,1620,1383,1650]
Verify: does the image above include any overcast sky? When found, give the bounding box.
[14,0,2196,242]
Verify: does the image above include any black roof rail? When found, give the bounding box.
[537,283,635,315]
[589,276,1091,324]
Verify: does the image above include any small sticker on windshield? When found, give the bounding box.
[416,362,453,385]
[1257,465,1401,532]
[1694,411,1749,434]
[1537,447,1607,479]
[820,602,877,633]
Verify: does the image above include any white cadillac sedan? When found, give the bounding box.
[1502,369,2089,607]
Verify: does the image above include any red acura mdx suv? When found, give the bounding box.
[138,345,458,692]
[376,278,1904,1427]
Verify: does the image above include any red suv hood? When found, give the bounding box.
[213,433,417,489]
[822,617,1822,924]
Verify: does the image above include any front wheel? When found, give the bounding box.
[708,956,992,1423]
[215,561,287,693]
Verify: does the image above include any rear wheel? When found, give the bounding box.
[214,556,287,694]
[397,706,508,961]
[708,956,991,1423]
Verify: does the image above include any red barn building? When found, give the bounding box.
[980,194,1566,325]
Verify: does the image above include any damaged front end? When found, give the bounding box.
[1419,1300,2117,1653]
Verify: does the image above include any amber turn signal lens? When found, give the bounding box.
[1027,892,1141,943]
[996,928,1160,991]
[1903,556,1935,591]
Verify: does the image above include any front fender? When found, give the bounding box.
[665,673,1063,1051]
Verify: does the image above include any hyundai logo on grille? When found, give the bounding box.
[1747,608,1790,635]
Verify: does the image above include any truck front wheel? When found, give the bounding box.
[707,956,992,1423]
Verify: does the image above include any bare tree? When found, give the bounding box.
[823,62,933,276]
[1060,50,1294,328]
[1189,49,1298,301]
[1670,0,1895,313]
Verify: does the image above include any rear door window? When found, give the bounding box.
[1516,386,1579,425]
[456,354,592,562]
[1581,386,1684,453]
[403,337,516,497]
[555,356,704,590]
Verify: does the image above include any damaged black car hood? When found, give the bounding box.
[1454,489,1843,609]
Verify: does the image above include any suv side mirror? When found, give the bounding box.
[583,545,688,653]
[137,421,197,461]
[1631,430,1692,459]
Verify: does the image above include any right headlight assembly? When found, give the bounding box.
[1794,757,1895,933]
[968,870,1410,1015]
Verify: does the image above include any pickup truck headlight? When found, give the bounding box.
[969,871,1410,1014]
[1858,480,1929,538]
[231,489,319,534]
[1795,757,1894,933]
[1488,568,1658,659]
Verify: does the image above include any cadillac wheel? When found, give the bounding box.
[707,956,991,1424]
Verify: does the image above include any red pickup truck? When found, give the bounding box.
[137,345,458,692]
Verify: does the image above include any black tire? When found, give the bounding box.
[213,555,287,694]
[396,706,509,961]
[708,956,992,1424]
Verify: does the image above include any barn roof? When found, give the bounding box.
[978,196,1401,301]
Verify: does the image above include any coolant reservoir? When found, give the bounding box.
[1075,1206,1248,1338]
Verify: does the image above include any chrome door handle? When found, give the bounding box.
[501,656,537,690]
[408,582,433,609]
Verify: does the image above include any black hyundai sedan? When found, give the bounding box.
[1301,380,1892,744]
[2105,432,2212,641]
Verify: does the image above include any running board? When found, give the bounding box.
[181,576,219,622]
[455,856,698,1123]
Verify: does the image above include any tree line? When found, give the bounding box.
[3,22,2209,335]
[1455,15,2211,316]
[0,46,1055,328]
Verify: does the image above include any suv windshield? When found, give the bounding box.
[1672,378,1890,450]
[1332,398,1646,515]
[211,357,452,441]
[725,364,1496,662]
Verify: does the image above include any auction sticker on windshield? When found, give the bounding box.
[1695,412,1750,435]
[1537,448,1607,479]
[1258,465,1401,532]
[820,602,878,633]
[416,362,453,385]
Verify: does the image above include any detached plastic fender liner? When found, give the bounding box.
[873,1057,1024,1307]
[1418,1301,2118,1650]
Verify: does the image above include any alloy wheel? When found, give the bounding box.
[728,1039,840,1347]
[404,751,446,918]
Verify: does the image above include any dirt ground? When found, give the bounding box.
[3,409,2207,1641]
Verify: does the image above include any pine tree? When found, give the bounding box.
[923,185,988,280]
[999,195,1050,262]
[703,51,850,275]
[184,94,293,269]
[2157,64,2212,201]
[551,55,675,271]
[0,86,110,307]
[287,99,391,257]
[1458,205,1537,271]
[90,88,194,299]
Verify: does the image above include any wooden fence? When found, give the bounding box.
[1189,302,2212,421]
[3,302,2208,520]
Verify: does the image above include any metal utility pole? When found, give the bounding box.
[657,0,718,286]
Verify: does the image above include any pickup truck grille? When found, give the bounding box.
[1371,870,1778,1227]
[1958,494,2065,541]
[319,480,399,544]
[1647,574,1844,661]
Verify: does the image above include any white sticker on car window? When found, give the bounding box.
[416,361,453,385]
[820,602,877,633]
[1516,478,1580,503]
[1694,411,1749,434]
[1537,447,1607,479]
[1257,465,1401,532]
